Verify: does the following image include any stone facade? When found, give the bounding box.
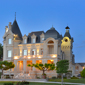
[3,19,85,78]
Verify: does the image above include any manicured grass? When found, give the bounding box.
[49,78,85,84]
[0,82,76,85]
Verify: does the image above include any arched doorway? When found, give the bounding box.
[47,40,54,54]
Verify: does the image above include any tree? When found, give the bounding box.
[80,68,85,78]
[56,60,69,85]
[0,61,15,76]
[0,43,3,59]
[28,63,55,78]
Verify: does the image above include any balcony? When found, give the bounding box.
[14,55,43,60]
[47,54,57,58]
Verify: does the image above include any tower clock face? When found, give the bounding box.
[65,39,68,42]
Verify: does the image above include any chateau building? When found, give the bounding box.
[3,18,85,78]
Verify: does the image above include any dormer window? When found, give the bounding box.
[24,39,26,44]
[8,38,11,44]
[33,38,35,43]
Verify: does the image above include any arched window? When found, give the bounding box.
[48,40,54,54]
[48,40,54,44]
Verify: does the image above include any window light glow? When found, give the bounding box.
[28,56,31,59]
[33,55,35,58]
[51,60,54,61]
[52,55,56,58]
[83,66,84,69]
[14,56,18,59]
[38,56,41,58]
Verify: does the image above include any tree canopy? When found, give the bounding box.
[0,43,3,59]
[56,60,69,85]
[28,63,55,76]
[0,61,15,75]
[80,68,85,78]
[56,60,69,73]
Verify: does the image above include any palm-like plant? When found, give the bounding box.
[28,63,55,78]
[0,61,15,76]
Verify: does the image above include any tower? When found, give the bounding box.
[61,26,74,71]
[3,14,22,61]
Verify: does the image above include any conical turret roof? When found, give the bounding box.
[11,20,22,40]
[64,26,71,39]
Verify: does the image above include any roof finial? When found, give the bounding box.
[52,25,53,27]
[15,12,16,20]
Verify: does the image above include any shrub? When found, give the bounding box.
[63,76,67,79]
[4,83,13,85]
[6,75,10,79]
[71,76,79,79]
[0,72,2,78]
[57,75,61,79]
[16,81,29,85]
[52,76,57,79]
[37,77,40,79]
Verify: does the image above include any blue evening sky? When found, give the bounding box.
[0,0,85,63]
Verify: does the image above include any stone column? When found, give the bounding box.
[33,59,36,71]
[14,60,17,73]
[54,40,58,54]
[23,60,26,73]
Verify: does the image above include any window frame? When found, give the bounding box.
[8,38,12,44]
[23,50,27,56]
[8,50,12,58]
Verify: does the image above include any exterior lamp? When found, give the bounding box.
[52,55,56,58]
[33,55,35,58]
[38,56,41,58]
[14,56,18,59]
[28,57,31,59]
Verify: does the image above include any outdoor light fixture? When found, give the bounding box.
[28,57,31,59]
[52,55,56,58]
[14,56,18,59]
[33,55,35,58]
[38,56,41,58]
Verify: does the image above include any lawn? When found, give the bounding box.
[0,82,76,85]
[49,78,85,84]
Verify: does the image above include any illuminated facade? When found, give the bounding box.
[3,19,85,78]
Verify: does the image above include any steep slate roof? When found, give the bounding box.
[27,31,44,43]
[45,27,62,40]
[76,63,85,66]
[11,20,22,40]
[64,26,71,39]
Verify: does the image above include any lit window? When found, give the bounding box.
[8,39,11,44]
[36,60,42,64]
[33,38,35,43]
[32,49,35,55]
[24,39,26,44]
[24,50,27,56]
[8,50,12,57]
[47,60,54,64]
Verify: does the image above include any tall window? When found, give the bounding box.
[24,39,26,44]
[33,38,35,43]
[8,38,11,44]
[24,50,27,56]
[41,48,43,55]
[32,49,35,55]
[8,50,12,57]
